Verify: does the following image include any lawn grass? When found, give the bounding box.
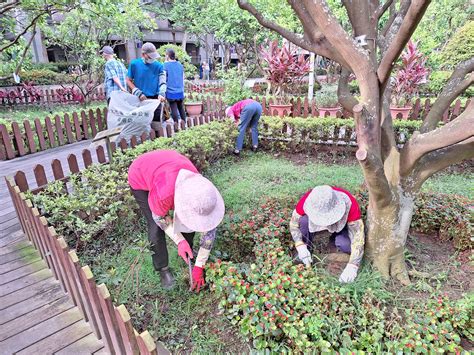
[0,102,106,126]
[86,152,471,352]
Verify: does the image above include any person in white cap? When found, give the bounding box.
[126,42,167,122]
[225,99,262,156]
[127,150,225,291]
[290,185,365,283]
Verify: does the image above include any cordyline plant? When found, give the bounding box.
[391,40,429,107]
[238,0,474,284]
[260,40,310,103]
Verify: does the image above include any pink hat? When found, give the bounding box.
[225,106,234,117]
[174,169,225,232]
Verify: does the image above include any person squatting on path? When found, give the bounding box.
[127,150,225,292]
[126,42,166,122]
[290,185,365,283]
[225,99,263,156]
[100,46,127,105]
[163,48,186,124]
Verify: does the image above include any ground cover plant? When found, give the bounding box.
[30,123,473,352]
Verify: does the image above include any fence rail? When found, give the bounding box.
[6,178,164,354]
[0,86,106,107]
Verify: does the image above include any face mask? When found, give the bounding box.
[144,57,155,64]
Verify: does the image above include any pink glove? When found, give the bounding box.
[192,266,205,292]
[177,240,193,263]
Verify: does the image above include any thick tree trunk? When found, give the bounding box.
[365,188,414,285]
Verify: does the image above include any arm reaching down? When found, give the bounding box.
[290,209,312,265]
[339,219,365,283]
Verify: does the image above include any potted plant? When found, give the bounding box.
[391,40,429,119]
[260,40,310,117]
[184,101,203,116]
[315,86,341,117]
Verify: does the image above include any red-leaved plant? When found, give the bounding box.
[391,40,429,107]
[260,40,310,104]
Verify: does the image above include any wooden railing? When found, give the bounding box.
[0,86,106,107]
[6,178,165,354]
[0,96,225,160]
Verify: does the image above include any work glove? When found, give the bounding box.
[191,266,205,292]
[132,88,146,100]
[177,240,193,263]
[296,244,312,266]
[339,263,359,283]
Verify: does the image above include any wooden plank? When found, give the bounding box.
[115,305,139,354]
[24,120,37,154]
[97,284,125,353]
[0,123,16,160]
[0,259,47,285]
[72,112,82,141]
[16,318,95,354]
[34,118,47,151]
[0,277,58,310]
[81,110,90,139]
[82,149,93,168]
[64,113,75,144]
[97,108,105,131]
[89,109,98,137]
[137,331,158,355]
[55,333,104,354]
[45,116,56,148]
[68,154,80,174]
[96,146,106,163]
[0,296,73,342]
[11,122,26,156]
[14,171,29,192]
[33,164,48,188]
[0,245,35,265]
[0,307,83,354]
[0,254,41,274]
[52,159,65,180]
[0,282,64,323]
[54,115,65,146]
[0,232,24,248]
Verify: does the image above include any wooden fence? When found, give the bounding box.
[5,114,228,354]
[185,81,225,94]
[0,95,224,160]
[6,177,166,354]
[0,86,106,107]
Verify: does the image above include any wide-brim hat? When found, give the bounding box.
[174,169,225,232]
[225,106,233,117]
[303,185,349,227]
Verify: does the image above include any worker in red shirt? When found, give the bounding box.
[225,99,262,156]
[128,150,225,291]
[290,185,365,283]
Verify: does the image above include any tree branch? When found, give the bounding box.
[374,0,394,20]
[400,100,474,177]
[337,68,358,113]
[0,26,37,81]
[354,104,392,208]
[420,57,474,133]
[0,11,45,53]
[0,0,19,15]
[407,136,474,192]
[377,0,431,86]
[237,0,350,67]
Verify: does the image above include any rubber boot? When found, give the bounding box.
[159,266,175,289]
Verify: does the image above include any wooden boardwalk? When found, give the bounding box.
[0,140,106,354]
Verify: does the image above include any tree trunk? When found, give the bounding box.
[365,187,414,285]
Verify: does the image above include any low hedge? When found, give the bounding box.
[258,116,422,152]
[30,120,237,250]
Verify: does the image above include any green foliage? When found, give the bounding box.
[207,199,472,352]
[356,190,473,250]
[440,21,474,68]
[30,121,237,248]
[219,67,253,105]
[422,70,474,97]
[157,44,197,78]
[314,85,339,108]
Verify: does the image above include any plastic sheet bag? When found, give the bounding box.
[107,91,160,143]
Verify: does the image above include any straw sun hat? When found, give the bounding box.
[174,169,225,232]
[303,185,350,227]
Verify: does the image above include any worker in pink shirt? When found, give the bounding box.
[225,99,262,156]
[128,150,225,291]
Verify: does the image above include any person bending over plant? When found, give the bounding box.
[225,99,263,156]
[290,185,365,283]
[128,150,225,291]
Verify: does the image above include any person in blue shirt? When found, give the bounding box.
[126,42,166,122]
[163,48,186,123]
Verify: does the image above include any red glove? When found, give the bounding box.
[192,266,205,292]
[177,240,193,263]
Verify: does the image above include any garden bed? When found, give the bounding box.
[29,123,473,353]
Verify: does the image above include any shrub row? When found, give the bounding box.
[30,120,237,250]
[208,199,473,352]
